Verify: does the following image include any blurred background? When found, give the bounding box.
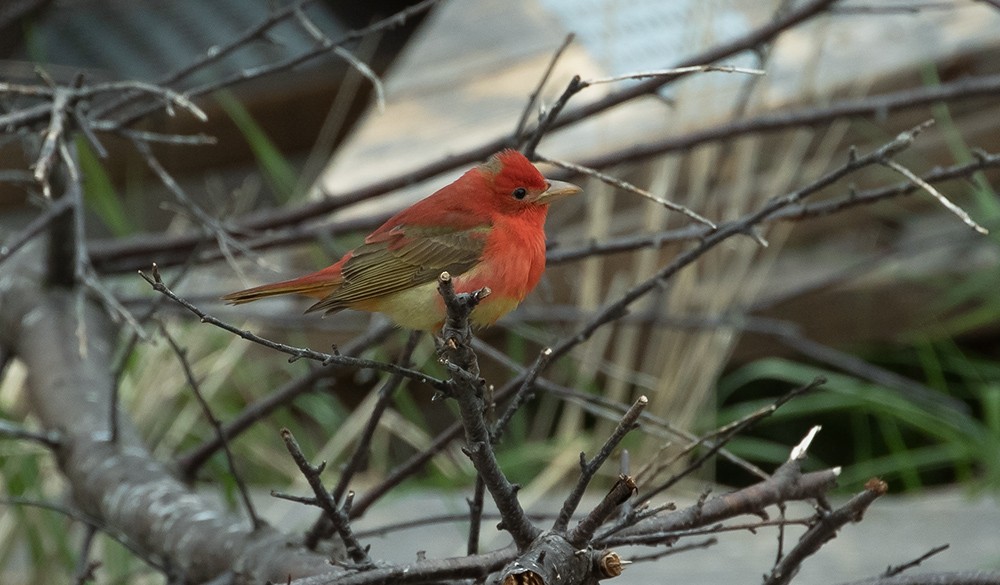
[1,0,999,582]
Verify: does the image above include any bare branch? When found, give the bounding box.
[158,322,261,530]
[763,478,889,585]
[554,397,647,532]
[883,544,951,577]
[583,64,765,85]
[437,271,540,550]
[292,4,387,112]
[0,197,73,267]
[138,263,448,390]
[280,428,373,567]
[32,87,69,198]
[90,69,1000,276]
[538,154,717,228]
[304,331,420,550]
[568,474,638,546]
[881,158,989,235]
[174,320,396,479]
[599,463,841,547]
[637,379,823,504]
[546,149,1000,266]
[514,33,575,140]
[835,571,1000,585]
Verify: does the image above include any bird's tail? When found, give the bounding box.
[221,268,341,305]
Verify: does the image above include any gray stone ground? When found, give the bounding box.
[264,487,1000,584]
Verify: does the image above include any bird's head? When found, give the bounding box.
[479,150,581,215]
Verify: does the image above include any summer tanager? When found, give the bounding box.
[222,150,581,331]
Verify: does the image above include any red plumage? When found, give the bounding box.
[223,150,580,331]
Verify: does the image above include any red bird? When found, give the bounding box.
[223,150,581,331]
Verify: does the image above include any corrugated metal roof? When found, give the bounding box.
[19,0,348,82]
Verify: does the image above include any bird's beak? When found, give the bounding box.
[537,180,582,203]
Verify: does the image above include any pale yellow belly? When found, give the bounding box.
[360,279,521,331]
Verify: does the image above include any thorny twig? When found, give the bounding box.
[554,396,648,532]
[175,321,397,479]
[158,322,261,530]
[538,154,717,228]
[880,158,989,234]
[304,331,420,550]
[637,378,824,504]
[138,263,447,390]
[883,544,951,578]
[280,428,373,567]
[514,33,575,142]
[763,478,889,585]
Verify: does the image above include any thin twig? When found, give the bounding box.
[304,331,420,549]
[553,396,648,532]
[883,544,951,577]
[544,149,1000,266]
[138,263,447,390]
[334,333,419,502]
[280,428,373,567]
[535,122,936,384]
[597,464,841,547]
[514,33,575,141]
[32,87,70,198]
[471,337,770,479]
[72,526,100,585]
[349,419,463,519]
[583,64,765,85]
[881,158,988,234]
[489,345,553,444]
[175,320,396,479]
[834,571,1000,585]
[89,69,1000,276]
[467,475,487,556]
[84,80,206,121]
[292,4,387,112]
[522,75,585,159]
[133,139,261,277]
[538,154,717,228]
[638,379,823,505]
[111,0,441,128]
[568,474,638,546]
[763,478,889,585]
[62,147,148,344]
[0,197,73,267]
[158,322,261,530]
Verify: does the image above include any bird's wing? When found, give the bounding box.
[307,224,490,314]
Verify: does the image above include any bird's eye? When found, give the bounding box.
[512,187,527,200]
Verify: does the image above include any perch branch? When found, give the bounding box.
[138,263,447,390]
[437,271,540,550]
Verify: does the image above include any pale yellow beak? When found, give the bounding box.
[537,179,582,203]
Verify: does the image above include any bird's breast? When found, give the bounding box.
[457,217,547,312]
